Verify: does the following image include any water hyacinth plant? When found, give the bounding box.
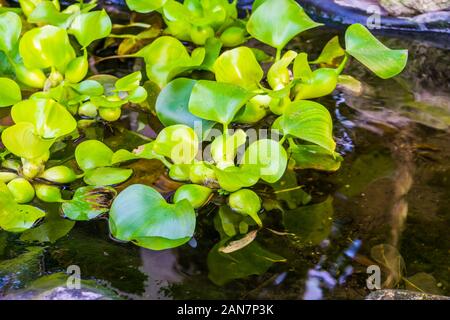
[0,0,407,259]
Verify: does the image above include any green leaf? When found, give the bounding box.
[69,10,112,47]
[155,78,215,137]
[282,197,333,246]
[126,0,167,13]
[71,80,104,96]
[188,80,254,125]
[62,186,117,220]
[12,98,77,139]
[20,204,75,243]
[109,184,196,250]
[211,130,247,169]
[83,167,133,186]
[208,240,285,286]
[75,140,113,171]
[213,164,260,192]
[229,189,262,227]
[311,36,345,65]
[290,144,343,171]
[280,100,335,153]
[136,36,205,88]
[115,71,141,92]
[0,182,45,232]
[0,11,22,53]
[0,78,21,107]
[345,23,408,79]
[1,122,53,159]
[241,139,287,183]
[173,184,212,209]
[294,67,338,100]
[213,47,264,90]
[28,1,73,28]
[19,25,75,72]
[153,125,199,164]
[247,0,322,50]
[267,50,297,90]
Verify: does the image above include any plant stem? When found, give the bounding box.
[95,54,137,63]
[336,53,349,75]
[112,22,152,30]
[275,48,282,61]
[108,34,138,39]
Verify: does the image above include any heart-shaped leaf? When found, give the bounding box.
[109,184,196,250]
[241,139,287,183]
[136,36,205,88]
[153,125,199,164]
[155,78,215,137]
[0,182,45,232]
[1,122,54,159]
[75,140,113,171]
[247,0,322,50]
[62,186,117,220]
[280,100,335,153]
[69,10,112,47]
[19,25,75,72]
[213,47,264,90]
[28,1,74,28]
[345,23,408,79]
[126,0,167,13]
[0,11,22,53]
[83,167,133,186]
[0,78,21,107]
[115,71,141,92]
[188,80,254,125]
[213,165,261,192]
[12,98,77,139]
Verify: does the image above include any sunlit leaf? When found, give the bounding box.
[69,10,112,47]
[153,125,199,164]
[0,183,45,232]
[136,36,205,88]
[126,0,167,13]
[75,140,113,171]
[12,98,77,139]
[19,25,75,72]
[0,11,22,53]
[83,167,133,186]
[213,47,263,90]
[345,23,408,79]
[241,139,287,183]
[280,100,335,153]
[0,78,21,107]
[188,80,254,125]
[1,122,53,159]
[267,50,297,90]
[247,0,321,50]
[213,165,260,192]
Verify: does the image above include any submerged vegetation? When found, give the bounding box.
[0,0,408,273]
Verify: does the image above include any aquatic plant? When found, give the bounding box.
[0,0,407,261]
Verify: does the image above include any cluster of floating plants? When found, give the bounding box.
[0,0,407,255]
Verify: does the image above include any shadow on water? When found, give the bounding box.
[1,9,450,300]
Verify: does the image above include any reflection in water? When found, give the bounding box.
[304,239,361,300]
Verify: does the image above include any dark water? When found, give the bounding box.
[1,26,449,299]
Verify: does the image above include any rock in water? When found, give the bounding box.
[380,0,450,15]
[366,289,450,300]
